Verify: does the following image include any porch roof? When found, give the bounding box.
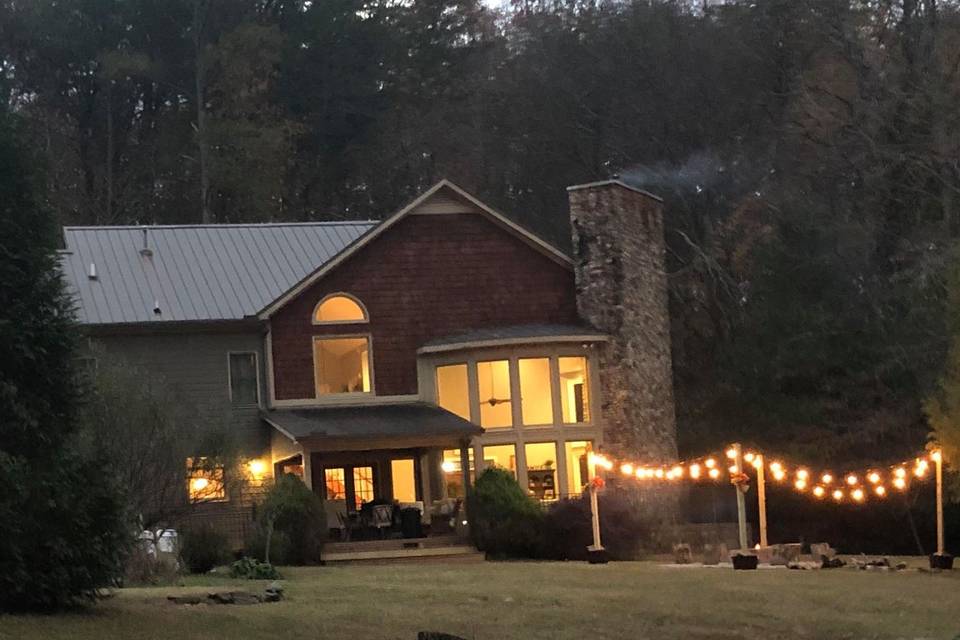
[262,402,482,450]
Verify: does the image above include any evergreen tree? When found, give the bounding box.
[0,111,130,611]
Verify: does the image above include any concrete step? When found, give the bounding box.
[321,544,481,564]
[324,535,464,554]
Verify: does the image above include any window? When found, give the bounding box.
[313,294,367,324]
[353,466,374,508]
[324,468,346,500]
[436,364,470,419]
[477,360,512,428]
[525,442,558,501]
[228,352,259,405]
[187,458,226,502]
[276,455,303,479]
[559,356,591,423]
[442,449,475,498]
[391,459,417,503]
[564,441,595,495]
[314,337,371,395]
[519,358,553,426]
[483,444,516,477]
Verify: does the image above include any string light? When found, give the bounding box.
[813,486,826,498]
[894,467,906,479]
[744,452,755,463]
[852,488,865,502]
[705,458,717,469]
[689,464,701,479]
[867,472,881,484]
[621,463,634,476]
[893,477,907,490]
[846,474,858,486]
[832,489,844,501]
[708,468,721,479]
[671,465,683,479]
[794,478,807,491]
[728,465,739,474]
[654,468,664,479]
[797,469,809,481]
[931,450,942,463]
[822,473,833,485]
[875,485,886,497]
[726,448,737,460]
[752,457,763,469]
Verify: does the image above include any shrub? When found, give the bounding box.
[468,467,544,558]
[245,526,293,565]
[180,526,229,574]
[229,556,280,580]
[255,474,326,565]
[541,490,651,561]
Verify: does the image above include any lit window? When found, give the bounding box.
[391,459,417,503]
[277,455,303,479]
[228,352,258,405]
[313,337,371,395]
[353,466,374,508]
[519,358,553,426]
[525,442,558,501]
[436,364,470,420]
[483,444,516,477]
[564,441,594,495]
[559,357,591,423]
[324,468,346,500]
[477,360,512,428]
[442,449,475,498]
[314,294,367,324]
[187,458,226,502]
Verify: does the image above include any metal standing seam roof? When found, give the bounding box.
[60,221,378,325]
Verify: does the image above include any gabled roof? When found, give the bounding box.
[256,180,573,319]
[60,180,571,326]
[60,221,376,325]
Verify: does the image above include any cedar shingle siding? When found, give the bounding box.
[269,213,579,399]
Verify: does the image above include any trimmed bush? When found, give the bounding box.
[229,556,280,580]
[541,490,650,560]
[249,474,326,565]
[180,526,229,574]
[468,467,544,558]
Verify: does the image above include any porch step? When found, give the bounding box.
[322,545,483,565]
[323,535,464,555]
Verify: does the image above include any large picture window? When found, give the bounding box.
[483,444,516,477]
[559,356,591,424]
[477,360,512,428]
[436,364,470,420]
[519,358,553,426]
[313,337,371,395]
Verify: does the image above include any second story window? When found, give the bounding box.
[228,352,259,406]
[478,359,512,428]
[314,337,371,395]
[313,293,368,324]
[436,364,469,420]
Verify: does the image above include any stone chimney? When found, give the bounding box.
[567,180,677,462]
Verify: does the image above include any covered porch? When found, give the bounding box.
[263,402,481,541]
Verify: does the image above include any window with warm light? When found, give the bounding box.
[519,358,553,426]
[559,356,591,423]
[187,459,226,502]
[313,294,367,324]
[353,466,374,508]
[324,468,346,500]
[477,360,512,428]
[436,364,469,420]
[390,459,417,503]
[564,440,594,495]
[313,337,371,395]
[525,442,558,500]
[442,448,475,497]
[483,444,516,477]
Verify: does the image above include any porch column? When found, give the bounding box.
[302,447,313,490]
[459,439,472,494]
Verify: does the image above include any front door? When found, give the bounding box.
[321,465,376,511]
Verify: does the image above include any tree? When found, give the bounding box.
[76,350,241,536]
[0,112,130,611]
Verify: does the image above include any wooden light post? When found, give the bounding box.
[587,477,608,564]
[756,453,768,549]
[732,443,748,550]
[930,449,952,569]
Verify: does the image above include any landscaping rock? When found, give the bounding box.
[821,556,845,569]
[702,543,727,565]
[810,543,836,559]
[673,543,692,564]
[167,595,204,605]
[418,633,467,640]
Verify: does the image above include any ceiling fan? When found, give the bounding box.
[483,396,510,407]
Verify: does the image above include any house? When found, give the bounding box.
[60,179,677,550]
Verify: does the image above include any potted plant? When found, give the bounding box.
[930,553,954,570]
[732,553,758,570]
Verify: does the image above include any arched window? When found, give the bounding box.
[313,294,368,324]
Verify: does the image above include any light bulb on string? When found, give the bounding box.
[705,458,716,469]
[894,467,906,479]
[728,465,739,474]
[821,473,833,485]
[832,489,844,501]
[726,448,737,460]
[893,477,907,490]
[813,486,826,498]
[931,450,942,463]
[708,468,720,479]
[671,466,683,479]
[796,469,809,481]
[744,452,755,463]
[846,474,858,486]
[867,472,881,484]
[852,488,865,502]
[689,464,701,479]
[794,478,807,491]
[621,463,634,476]
[875,485,886,497]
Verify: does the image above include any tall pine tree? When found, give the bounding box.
[0,111,130,611]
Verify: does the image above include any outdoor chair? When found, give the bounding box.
[370,504,394,538]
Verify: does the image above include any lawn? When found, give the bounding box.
[2,560,958,640]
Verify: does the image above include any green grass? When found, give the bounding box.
[2,560,959,640]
